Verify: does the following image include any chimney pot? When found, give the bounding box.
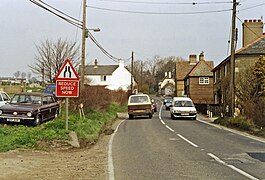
[199,51,204,61]
[94,59,98,68]
[244,19,248,23]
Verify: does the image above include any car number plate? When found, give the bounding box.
[134,110,145,112]
[181,113,189,116]
[7,118,20,122]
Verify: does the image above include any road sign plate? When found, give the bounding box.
[56,80,79,97]
[56,59,80,80]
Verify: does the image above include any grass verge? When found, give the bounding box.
[213,116,265,138]
[0,103,127,152]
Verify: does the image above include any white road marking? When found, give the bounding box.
[166,125,175,132]
[197,118,265,144]
[177,134,199,148]
[160,119,165,125]
[208,153,259,180]
[108,119,125,180]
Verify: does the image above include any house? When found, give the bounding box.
[84,59,135,91]
[184,52,214,105]
[212,19,265,115]
[159,72,175,96]
[175,55,197,96]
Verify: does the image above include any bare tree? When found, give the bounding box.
[21,72,26,79]
[13,71,21,78]
[27,72,32,81]
[29,38,80,83]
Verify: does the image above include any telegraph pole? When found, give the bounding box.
[81,0,86,87]
[131,51,134,94]
[230,0,237,117]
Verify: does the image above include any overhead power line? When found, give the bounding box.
[98,0,232,5]
[29,0,130,63]
[87,5,232,15]
[238,2,265,11]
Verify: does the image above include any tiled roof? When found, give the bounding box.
[187,60,213,77]
[213,35,265,71]
[85,65,119,75]
[236,34,265,54]
[176,61,195,80]
[176,60,213,80]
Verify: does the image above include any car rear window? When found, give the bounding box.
[130,96,149,103]
[174,101,194,107]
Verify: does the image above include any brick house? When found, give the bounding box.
[183,52,214,113]
[212,19,265,116]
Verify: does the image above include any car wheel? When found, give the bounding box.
[171,114,174,120]
[33,114,42,126]
[129,114,134,119]
[149,114,153,119]
[55,109,59,118]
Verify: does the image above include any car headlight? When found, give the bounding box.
[0,110,2,115]
[27,112,32,117]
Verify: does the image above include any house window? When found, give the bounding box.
[101,75,107,81]
[199,77,209,84]
[213,71,214,83]
[224,64,227,77]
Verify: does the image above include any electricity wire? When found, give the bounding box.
[87,5,232,15]
[29,0,131,63]
[97,0,232,5]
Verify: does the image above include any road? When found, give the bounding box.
[109,99,265,180]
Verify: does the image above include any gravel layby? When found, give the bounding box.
[0,119,122,180]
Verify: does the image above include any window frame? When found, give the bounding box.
[199,77,209,85]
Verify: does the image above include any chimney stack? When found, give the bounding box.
[189,54,197,65]
[199,51,204,61]
[242,19,263,47]
[94,59,98,68]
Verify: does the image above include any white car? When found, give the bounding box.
[0,91,10,107]
[170,97,197,120]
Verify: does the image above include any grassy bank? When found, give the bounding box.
[213,116,265,138]
[0,103,127,152]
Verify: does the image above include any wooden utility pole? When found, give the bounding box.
[131,51,134,94]
[140,60,143,92]
[229,0,237,117]
[81,0,86,87]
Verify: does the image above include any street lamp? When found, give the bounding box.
[80,27,101,87]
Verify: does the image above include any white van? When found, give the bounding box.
[128,94,153,119]
[170,97,197,120]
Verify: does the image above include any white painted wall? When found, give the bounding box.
[106,60,132,91]
[85,75,112,86]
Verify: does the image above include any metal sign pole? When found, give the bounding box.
[66,97,69,130]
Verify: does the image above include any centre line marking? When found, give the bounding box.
[177,134,198,148]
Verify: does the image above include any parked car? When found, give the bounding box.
[128,94,153,119]
[151,99,157,112]
[170,97,197,120]
[0,92,59,126]
[0,91,10,107]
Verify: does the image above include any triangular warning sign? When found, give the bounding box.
[56,59,80,80]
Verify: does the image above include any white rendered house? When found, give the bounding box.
[84,59,135,91]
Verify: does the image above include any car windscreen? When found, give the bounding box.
[130,96,149,103]
[11,94,42,104]
[1,93,10,101]
[174,101,194,107]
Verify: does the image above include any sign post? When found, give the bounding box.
[55,59,80,130]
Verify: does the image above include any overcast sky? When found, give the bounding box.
[0,0,264,77]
